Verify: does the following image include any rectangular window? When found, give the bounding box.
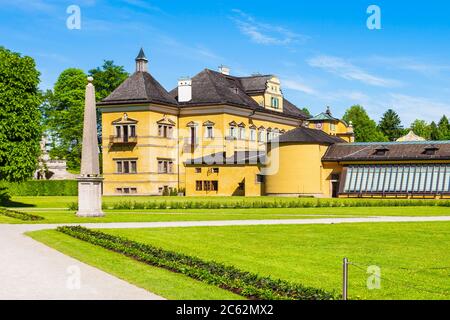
[115,159,137,174]
[130,125,136,137]
[158,159,174,174]
[239,127,245,140]
[195,168,201,173]
[212,168,219,173]
[229,126,237,138]
[206,126,214,139]
[258,130,265,142]
[115,126,121,137]
[196,181,203,191]
[250,129,256,141]
[158,124,174,138]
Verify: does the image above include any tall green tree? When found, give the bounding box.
[88,60,129,101]
[43,68,87,170]
[378,109,404,141]
[410,119,430,140]
[342,105,387,142]
[438,115,450,140]
[429,121,440,141]
[0,47,42,182]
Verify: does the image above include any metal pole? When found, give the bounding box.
[342,257,348,300]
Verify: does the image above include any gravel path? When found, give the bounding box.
[2,215,450,300]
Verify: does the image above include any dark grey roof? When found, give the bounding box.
[323,141,450,162]
[99,71,178,106]
[170,69,308,120]
[185,151,266,165]
[239,75,272,94]
[170,69,260,109]
[283,98,309,118]
[277,126,345,144]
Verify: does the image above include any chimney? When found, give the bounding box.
[135,48,148,72]
[178,77,192,102]
[218,65,230,75]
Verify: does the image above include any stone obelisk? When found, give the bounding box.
[76,76,104,217]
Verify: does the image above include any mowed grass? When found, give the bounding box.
[26,229,240,300]
[3,196,450,224]
[95,222,450,300]
[3,206,450,224]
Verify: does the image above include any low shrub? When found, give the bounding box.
[0,180,78,196]
[57,226,338,300]
[106,198,450,210]
[0,208,44,221]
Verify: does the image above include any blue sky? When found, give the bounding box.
[1,0,449,126]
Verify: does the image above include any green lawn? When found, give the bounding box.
[27,230,240,300]
[3,206,450,224]
[90,222,450,300]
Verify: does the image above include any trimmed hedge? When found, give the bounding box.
[0,208,44,221]
[57,226,338,300]
[104,198,450,210]
[0,180,77,196]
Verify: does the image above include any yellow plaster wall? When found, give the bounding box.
[185,165,263,196]
[101,108,179,195]
[264,143,336,197]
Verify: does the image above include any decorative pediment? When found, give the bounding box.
[186,121,198,127]
[229,121,238,127]
[112,113,138,124]
[249,124,257,129]
[266,127,272,132]
[258,126,265,130]
[157,116,175,126]
[203,120,215,126]
[238,122,246,128]
[273,128,280,132]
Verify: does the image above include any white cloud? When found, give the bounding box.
[388,93,450,124]
[369,56,450,76]
[308,55,402,87]
[282,78,317,95]
[230,9,308,46]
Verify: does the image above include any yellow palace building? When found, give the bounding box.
[98,49,450,198]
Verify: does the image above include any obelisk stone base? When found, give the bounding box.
[76,176,104,217]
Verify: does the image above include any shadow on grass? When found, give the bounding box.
[1,200,36,208]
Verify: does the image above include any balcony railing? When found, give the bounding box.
[109,135,138,144]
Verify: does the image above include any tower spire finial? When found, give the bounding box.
[135,48,148,72]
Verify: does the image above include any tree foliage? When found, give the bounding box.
[88,60,129,101]
[43,68,87,170]
[438,115,450,140]
[0,47,42,182]
[342,105,387,142]
[410,119,431,140]
[43,61,128,170]
[378,109,404,141]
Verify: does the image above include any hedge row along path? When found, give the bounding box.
[3,215,450,299]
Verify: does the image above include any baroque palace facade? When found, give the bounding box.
[98,49,450,198]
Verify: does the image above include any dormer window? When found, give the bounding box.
[424,145,439,156]
[271,97,280,109]
[374,146,389,156]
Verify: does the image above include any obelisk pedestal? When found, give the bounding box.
[76,76,104,217]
